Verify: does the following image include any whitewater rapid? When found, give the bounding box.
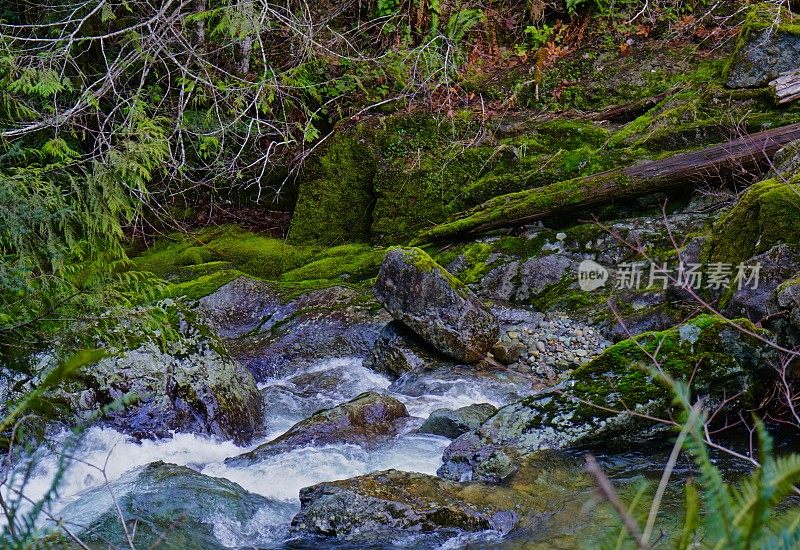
[5,356,513,546]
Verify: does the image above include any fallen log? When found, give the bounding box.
[587,87,681,122]
[771,69,800,105]
[413,122,800,243]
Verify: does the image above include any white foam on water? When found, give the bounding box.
[5,427,249,517]
[6,355,508,546]
[203,434,450,502]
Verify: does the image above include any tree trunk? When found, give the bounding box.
[771,70,800,105]
[413,122,800,243]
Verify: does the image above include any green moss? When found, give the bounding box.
[414,170,626,244]
[132,226,383,301]
[709,178,800,265]
[279,244,386,282]
[288,127,377,245]
[570,314,769,422]
[396,246,470,296]
[162,269,245,300]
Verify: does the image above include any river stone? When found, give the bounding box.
[70,337,262,444]
[438,315,777,482]
[226,392,410,465]
[727,23,800,88]
[197,276,287,339]
[363,320,453,379]
[53,461,290,549]
[224,284,391,379]
[291,469,519,537]
[374,247,499,363]
[491,340,526,365]
[724,244,800,322]
[418,403,498,439]
[515,254,577,301]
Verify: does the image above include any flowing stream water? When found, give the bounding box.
[8,356,522,547]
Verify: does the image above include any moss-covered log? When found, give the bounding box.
[414,122,800,243]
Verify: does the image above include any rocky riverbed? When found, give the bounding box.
[6,13,800,546]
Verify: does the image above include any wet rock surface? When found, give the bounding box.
[66,331,262,444]
[55,461,291,550]
[363,320,455,379]
[438,315,777,482]
[374,247,499,363]
[419,403,497,439]
[226,392,411,465]
[205,281,391,379]
[291,469,519,537]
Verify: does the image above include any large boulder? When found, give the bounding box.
[226,392,410,465]
[419,403,497,439]
[208,281,391,379]
[726,4,800,88]
[374,248,499,363]
[291,469,520,537]
[362,320,454,378]
[53,462,292,549]
[438,315,777,482]
[290,452,682,546]
[67,333,262,445]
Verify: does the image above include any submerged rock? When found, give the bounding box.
[69,337,262,444]
[226,392,409,465]
[291,469,519,537]
[54,461,290,549]
[419,403,497,439]
[439,315,777,482]
[363,320,454,378]
[374,247,499,363]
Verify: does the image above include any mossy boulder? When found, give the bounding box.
[709,178,800,266]
[438,315,777,482]
[65,328,262,444]
[374,248,499,363]
[288,128,377,245]
[290,452,675,546]
[54,461,291,549]
[291,469,519,537]
[226,392,409,465]
[726,3,800,88]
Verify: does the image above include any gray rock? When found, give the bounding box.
[374,248,499,363]
[291,469,518,537]
[363,320,452,379]
[727,25,800,88]
[724,244,800,322]
[516,254,576,301]
[69,337,261,444]
[491,340,526,365]
[439,315,777,482]
[197,276,287,338]
[770,140,800,181]
[226,392,409,465]
[223,284,391,379]
[480,261,520,301]
[54,462,292,549]
[418,403,498,439]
